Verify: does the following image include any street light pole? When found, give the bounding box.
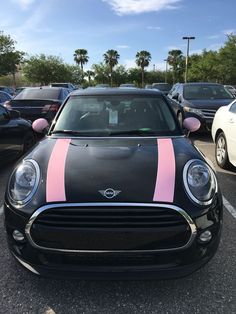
[164,59,168,83]
[182,36,195,83]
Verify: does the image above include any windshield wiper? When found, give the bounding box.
[109,129,157,136]
[51,130,110,136]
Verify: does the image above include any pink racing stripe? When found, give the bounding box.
[46,139,71,202]
[153,138,176,202]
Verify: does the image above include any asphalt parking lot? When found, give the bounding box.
[0,133,235,314]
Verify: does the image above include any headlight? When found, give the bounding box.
[8,159,40,206]
[183,159,217,205]
[183,107,203,117]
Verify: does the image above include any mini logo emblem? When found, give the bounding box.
[99,188,121,199]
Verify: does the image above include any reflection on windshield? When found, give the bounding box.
[184,85,234,100]
[52,95,180,136]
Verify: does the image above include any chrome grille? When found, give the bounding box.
[200,109,217,119]
[34,206,186,228]
[25,203,197,252]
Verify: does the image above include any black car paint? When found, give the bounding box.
[9,87,70,123]
[4,89,223,279]
[0,105,33,165]
[168,83,233,130]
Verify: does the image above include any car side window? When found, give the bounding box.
[229,101,236,114]
[0,106,9,122]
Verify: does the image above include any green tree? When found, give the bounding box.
[112,65,128,86]
[0,31,25,86]
[92,62,110,84]
[135,50,152,87]
[85,70,95,85]
[73,49,89,78]
[218,34,236,84]
[167,49,184,83]
[188,50,220,82]
[23,54,71,85]
[103,49,120,86]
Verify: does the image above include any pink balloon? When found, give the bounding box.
[183,117,201,133]
[32,118,49,133]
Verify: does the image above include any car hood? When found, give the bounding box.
[184,99,233,109]
[19,136,208,213]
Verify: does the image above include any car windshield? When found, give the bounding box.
[183,84,234,100]
[52,95,180,137]
[152,84,171,91]
[14,88,60,100]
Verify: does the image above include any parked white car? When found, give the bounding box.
[212,100,236,169]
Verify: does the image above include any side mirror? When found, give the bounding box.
[183,117,201,134]
[9,110,20,119]
[32,118,49,134]
[172,93,179,100]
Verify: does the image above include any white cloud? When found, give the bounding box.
[223,29,235,35]
[147,26,162,30]
[207,43,222,51]
[166,45,181,51]
[11,0,35,10]
[123,59,136,68]
[102,0,181,15]
[116,45,130,49]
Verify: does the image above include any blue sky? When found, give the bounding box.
[0,0,235,71]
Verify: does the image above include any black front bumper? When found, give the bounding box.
[4,201,222,279]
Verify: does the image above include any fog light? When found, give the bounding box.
[13,230,25,242]
[199,230,212,243]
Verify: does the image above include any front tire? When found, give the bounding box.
[215,132,230,169]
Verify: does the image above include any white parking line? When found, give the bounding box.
[223,196,236,219]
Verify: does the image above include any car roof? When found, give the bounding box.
[181,82,223,86]
[70,88,163,96]
[22,86,66,91]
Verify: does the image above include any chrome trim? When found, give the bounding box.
[25,202,197,253]
[183,159,218,206]
[8,159,40,208]
[12,252,40,275]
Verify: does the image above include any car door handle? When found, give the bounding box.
[228,118,234,123]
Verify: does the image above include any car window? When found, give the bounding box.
[15,88,60,100]
[229,101,236,114]
[0,106,9,122]
[53,95,180,136]
[183,84,234,100]
[0,93,6,102]
[152,84,171,91]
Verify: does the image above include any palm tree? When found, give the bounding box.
[135,51,151,87]
[103,49,120,86]
[167,50,184,83]
[73,49,89,77]
[85,70,94,85]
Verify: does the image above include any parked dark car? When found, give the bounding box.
[0,91,12,105]
[168,82,234,131]
[119,83,137,88]
[5,86,70,123]
[152,83,172,95]
[0,86,15,96]
[0,105,35,165]
[224,85,236,97]
[4,89,222,279]
[50,83,76,92]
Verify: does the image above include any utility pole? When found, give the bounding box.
[182,36,195,83]
[164,59,168,83]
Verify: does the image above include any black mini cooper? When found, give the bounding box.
[4,89,222,279]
